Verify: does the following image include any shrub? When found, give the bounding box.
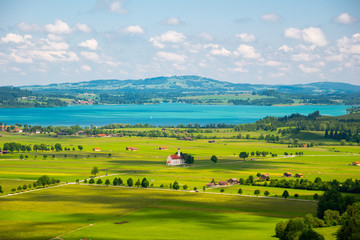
[275,221,287,239]
[283,218,307,240]
[324,209,340,226]
[298,228,324,240]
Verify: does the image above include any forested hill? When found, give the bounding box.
[20,75,360,94]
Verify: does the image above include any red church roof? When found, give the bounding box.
[169,155,183,160]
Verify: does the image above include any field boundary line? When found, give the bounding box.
[50,200,162,240]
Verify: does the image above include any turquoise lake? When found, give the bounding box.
[0,104,352,126]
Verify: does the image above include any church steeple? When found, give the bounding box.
[177,148,181,156]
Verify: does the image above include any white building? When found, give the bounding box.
[166,148,185,166]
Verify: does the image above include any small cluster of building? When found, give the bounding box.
[126,147,138,151]
[351,161,360,166]
[206,178,239,187]
[284,172,304,178]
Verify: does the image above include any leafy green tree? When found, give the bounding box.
[127,178,133,187]
[256,172,261,178]
[294,193,299,199]
[264,190,270,197]
[141,178,149,188]
[78,145,83,150]
[324,210,340,226]
[238,188,243,195]
[118,178,123,185]
[275,221,287,239]
[183,184,188,190]
[76,179,79,184]
[96,179,103,185]
[239,152,249,160]
[220,188,224,193]
[173,181,180,190]
[313,193,319,201]
[211,155,218,164]
[317,189,355,218]
[84,179,88,183]
[105,179,110,186]
[135,179,141,187]
[22,184,27,190]
[0,185,3,193]
[113,178,119,186]
[91,166,99,176]
[20,154,24,159]
[193,187,197,191]
[299,228,324,240]
[337,203,360,240]
[37,175,51,188]
[54,143,62,151]
[283,218,307,240]
[17,186,22,191]
[254,189,260,196]
[282,190,289,199]
[203,186,206,192]
[89,178,95,184]
[11,188,16,193]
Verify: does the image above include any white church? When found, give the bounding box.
[166,148,185,166]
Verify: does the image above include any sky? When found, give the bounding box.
[0,0,359,86]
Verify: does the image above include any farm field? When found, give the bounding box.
[0,130,359,239]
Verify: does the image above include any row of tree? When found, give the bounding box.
[1,142,83,152]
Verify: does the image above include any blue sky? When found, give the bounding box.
[0,0,359,86]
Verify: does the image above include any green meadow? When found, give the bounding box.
[0,129,359,239]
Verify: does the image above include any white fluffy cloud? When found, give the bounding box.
[298,64,320,73]
[198,32,213,41]
[123,25,145,34]
[236,33,256,42]
[109,1,128,14]
[1,33,31,43]
[292,53,319,61]
[41,39,69,50]
[44,20,72,34]
[17,22,43,32]
[150,31,186,48]
[335,13,357,24]
[204,44,231,56]
[78,39,98,50]
[81,65,91,71]
[76,23,92,33]
[264,60,281,66]
[10,49,79,63]
[156,51,186,62]
[80,51,99,61]
[235,44,261,59]
[337,33,360,54]
[164,17,181,25]
[284,27,327,47]
[261,13,279,22]
[278,45,293,52]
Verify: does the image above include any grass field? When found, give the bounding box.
[0,130,359,239]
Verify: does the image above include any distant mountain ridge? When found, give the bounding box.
[21,75,360,94]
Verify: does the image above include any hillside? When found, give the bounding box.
[21,75,360,95]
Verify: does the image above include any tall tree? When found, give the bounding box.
[210,155,218,164]
[37,175,51,188]
[239,152,249,160]
[91,166,99,176]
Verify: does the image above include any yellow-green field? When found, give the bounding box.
[0,130,359,239]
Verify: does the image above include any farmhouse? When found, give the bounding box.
[15,128,23,133]
[352,161,360,166]
[166,148,185,166]
[208,140,215,143]
[159,147,168,150]
[35,129,41,134]
[97,134,107,137]
[126,147,138,151]
[284,172,293,177]
[93,148,101,152]
[218,181,229,186]
[295,173,304,178]
[261,174,270,180]
[228,178,238,184]
[206,183,216,187]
